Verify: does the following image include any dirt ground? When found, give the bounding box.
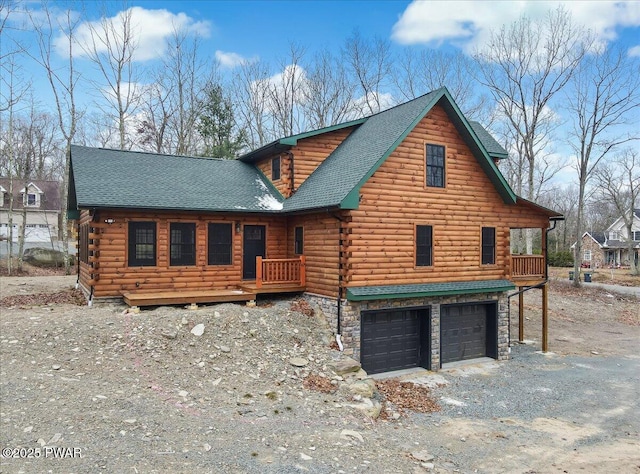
[1,275,639,473]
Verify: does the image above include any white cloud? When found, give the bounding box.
[629,45,640,57]
[56,6,210,62]
[392,1,640,53]
[215,50,250,69]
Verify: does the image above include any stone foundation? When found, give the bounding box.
[305,291,510,371]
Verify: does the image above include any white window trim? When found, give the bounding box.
[584,250,592,261]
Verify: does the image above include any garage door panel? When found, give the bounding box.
[361,308,430,374]
[441,303,496,364]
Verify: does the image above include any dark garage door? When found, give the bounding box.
[361,308,430,375]
[440,302,497,364]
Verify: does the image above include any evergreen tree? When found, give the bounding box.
[198,84,247,159]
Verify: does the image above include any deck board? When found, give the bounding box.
[122,289,256,307]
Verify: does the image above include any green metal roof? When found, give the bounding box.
[69,145,284,213]
[346,280,515,301]
[282,87,516,212]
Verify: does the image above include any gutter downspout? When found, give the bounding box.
[329,209,345,351]
[506,218,560,349]
[75,216,80,289]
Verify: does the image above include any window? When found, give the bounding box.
[416,225,433,266]
[128,222,156,266]
[633,231,640,241]
[170,222,196,266]
[481,227,495,265]
[610,231,619,240]
[584,250,592,261]
[272,156,281,180]
[426,144,445,187]
[294,226,304,255]
[208,223,232,265]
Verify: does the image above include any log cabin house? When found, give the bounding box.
[68,87,562,374]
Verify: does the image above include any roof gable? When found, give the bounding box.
[238,118,367,164]
[69,146,283,213]
[283,87,515,212]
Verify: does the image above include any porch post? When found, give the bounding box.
[299,255,306,286]
[256,256,263,289]
[542,282,549,352]
[518,290,524,342]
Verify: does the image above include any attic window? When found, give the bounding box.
[272,156,281,181]
[634,231,640,241]
[426,144,445,188]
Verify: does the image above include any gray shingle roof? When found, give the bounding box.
[283,87,515,212]
[69,88,518,215]
[468,121,508,159]
[69,146,283,213]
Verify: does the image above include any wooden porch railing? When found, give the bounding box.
[256,256,306,289]
[511,255,545,279]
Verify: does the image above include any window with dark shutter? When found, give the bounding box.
[294,226,303,255]
[128,221,156,266]
[170,222,196,266]
[426,144,445,188]
[208,223,232,265]
[481,227,495,265]
[272,156,281,180]
[416,225,433,266]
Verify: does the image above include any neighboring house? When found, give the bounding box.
[572,210,640,268]
[0,178,61,243]
[68,87,562,374]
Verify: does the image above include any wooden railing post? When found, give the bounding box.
[299,255,306,286]
[256,256,263,289]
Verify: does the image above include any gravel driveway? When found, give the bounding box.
[1,276,639,473]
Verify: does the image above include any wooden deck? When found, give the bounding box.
[122,289,256,307]
[121,282,306,308]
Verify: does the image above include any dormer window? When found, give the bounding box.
[20,183,44,207]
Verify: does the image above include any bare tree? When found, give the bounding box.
[82,4,138,150]
[474,7,588,203]
[267,43,306,137]
[30,3,82,274]
[136,27,216,155]
[567,46,640,286]
[394,48,488,120]
[301,49,356,129]
[0,3,30,273]
[343,30,393,115]
[231,60,272,148]
[593,150,640,275]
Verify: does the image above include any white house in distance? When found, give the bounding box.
[0,178,62,244]
[573,209,640,268]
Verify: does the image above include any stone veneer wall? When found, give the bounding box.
[304,291,510,371]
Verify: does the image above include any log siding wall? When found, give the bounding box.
[286,213,343,298]
[256,127,357,196]
[81,210,287,298]
[347,104,550,287]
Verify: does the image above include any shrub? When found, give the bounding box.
[548,251,574,267]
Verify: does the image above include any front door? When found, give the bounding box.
[243,225,266,280]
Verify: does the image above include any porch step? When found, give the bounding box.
[122,289,256,308]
